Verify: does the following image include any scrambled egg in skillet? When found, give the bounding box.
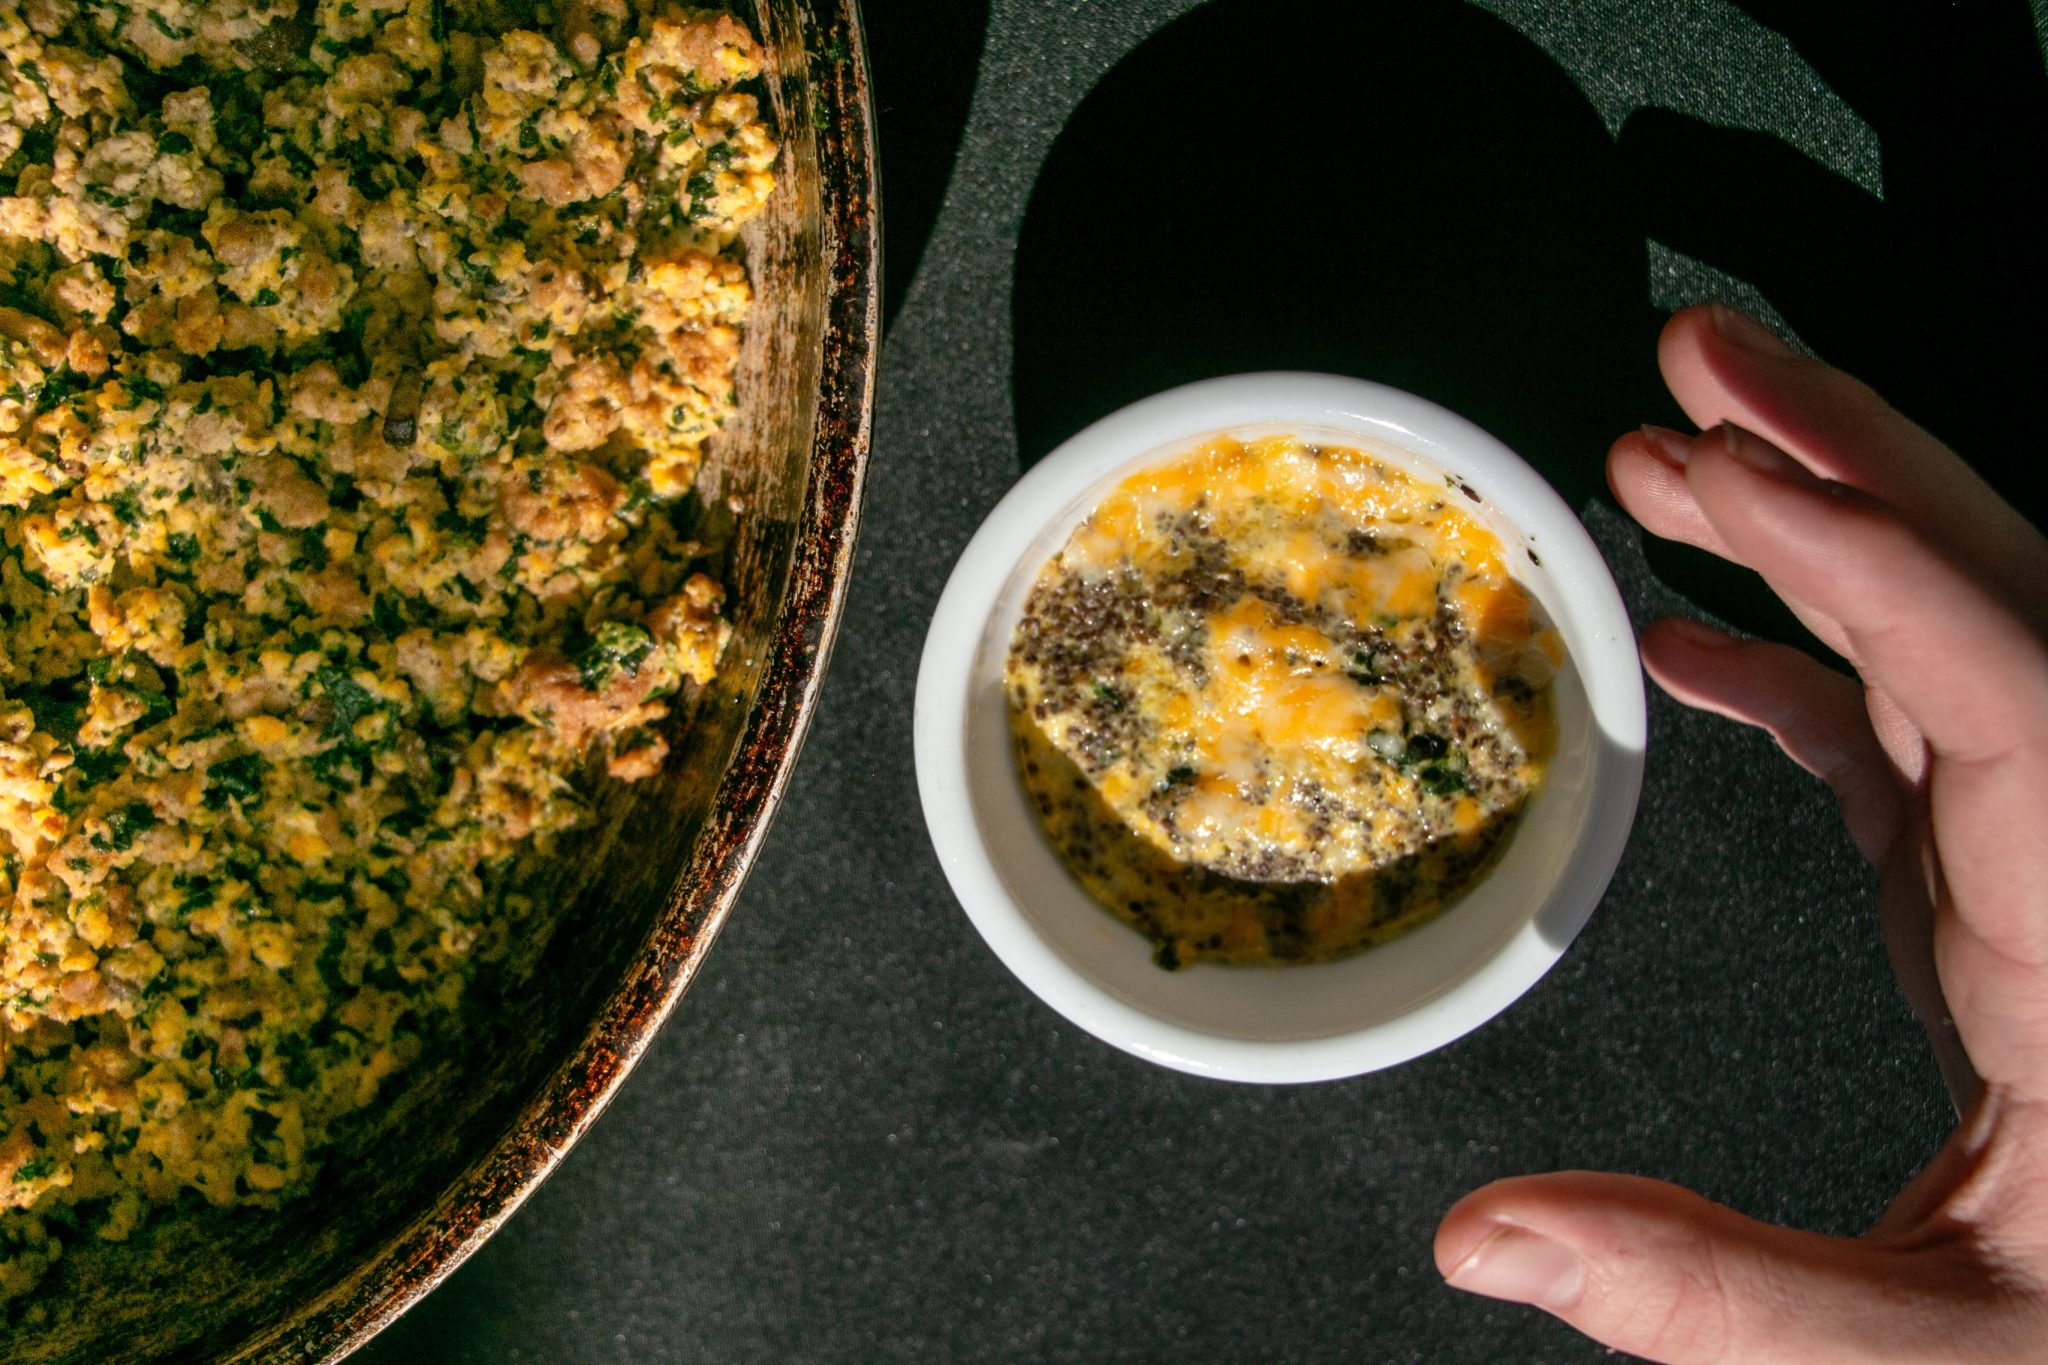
[0,0,773,1303]
[1007,434,1559,969]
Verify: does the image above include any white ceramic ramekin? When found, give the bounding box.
[914,374,1645,1083]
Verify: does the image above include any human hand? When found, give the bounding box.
[1431,303,2048,1362]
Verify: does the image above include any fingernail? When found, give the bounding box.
[1717,423,1803,479]
[1718,424,1840,496]
[1636,424,1692,469]
[1445,1225,1586,1310]
[1710,303,1796,358]
[1720,427,1802,485]
[1658,615,1739,648]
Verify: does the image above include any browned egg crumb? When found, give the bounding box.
[1006,434,1559,969]
[0,0,774,1304]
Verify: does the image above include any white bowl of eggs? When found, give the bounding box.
[914,374,1645,1083]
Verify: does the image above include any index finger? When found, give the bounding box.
[1659,305,2048,628]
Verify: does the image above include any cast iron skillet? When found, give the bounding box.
[4,1,877,1358]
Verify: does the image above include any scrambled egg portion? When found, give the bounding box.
[0,0,773,1303]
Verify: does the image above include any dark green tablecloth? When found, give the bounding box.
[360,2,2045,1359]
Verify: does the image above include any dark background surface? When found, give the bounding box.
[359,2,2044,1360]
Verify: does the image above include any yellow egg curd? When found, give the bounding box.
[1,0,774,1306]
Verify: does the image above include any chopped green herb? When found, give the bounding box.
[70,748,125,787]
[1403,733,1448,762]
[293,528,330,570]
[434,507,490,545]
[1366,729,1467,795]
[308,742,371,786]
[575,621,655,690]
[138,691,175,729]
[90,801,158,852]
[685,172,719,219]
[29,367,89,409]
[1418,763,1469,797]
[311,665,379,739]
[107,488,144,525]
[204,753,267,809]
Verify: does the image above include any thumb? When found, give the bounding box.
[1434,1172,1956,1364]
